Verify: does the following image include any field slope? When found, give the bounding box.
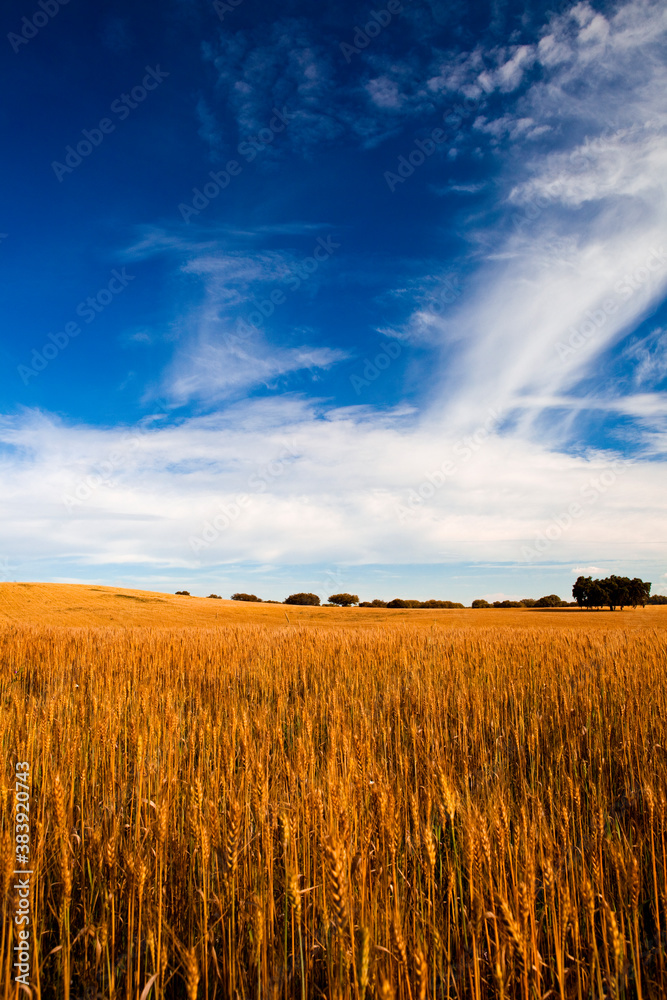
[1,581,665,629]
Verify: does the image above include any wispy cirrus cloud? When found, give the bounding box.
[393,0,667,454]
[123,233,349,405]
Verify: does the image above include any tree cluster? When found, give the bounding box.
[572,575,651,610]
[284,593,321,606]
[178,581,664,609]
[472,595,568,609]
[327,593,359,606]
[358,598,464,609]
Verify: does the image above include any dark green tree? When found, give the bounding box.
[629,578,651,608]
[588,581,608,609]
[572,576,592,609]
[284,593,320,606]
[534,594,562,607]
[328,593,359,606]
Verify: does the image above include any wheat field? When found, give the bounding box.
[1,586,667,999]
[2,583,665,631]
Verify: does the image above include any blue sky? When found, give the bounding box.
[1,0,666,602]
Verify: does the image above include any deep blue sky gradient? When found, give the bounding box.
[1,0,665,600]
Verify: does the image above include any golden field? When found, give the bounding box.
[1,586,667,999]
[1,582,666,630]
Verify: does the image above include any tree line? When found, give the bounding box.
[172,578,665,609]
[572,575,653,610]
[230,592,465,608]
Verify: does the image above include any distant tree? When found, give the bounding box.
[519,598,536,607]
[573,574,651,610]
[604,576,629,610]
[493,600,523,608]
[328,593,360,606]
[420,600,465,609]
[472,599,491,608]
[629,577,651,608]
[588,581,608,610]
[175,590,190,596]
[648,594,667,605]
[572,576,591,609]
[534,594,562,608]
[207,594,222,599]
[284,593,320,606]
[370,599,388,607]
[386,599,408,608]
[231,593,261,602]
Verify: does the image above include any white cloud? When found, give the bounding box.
[0,403,666,575]
[478,44,535,94]
[4,0,666,587]
[165,339,346,405]
[123,240,349,404]
[366,76,404,110]
[400,0,667,447]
